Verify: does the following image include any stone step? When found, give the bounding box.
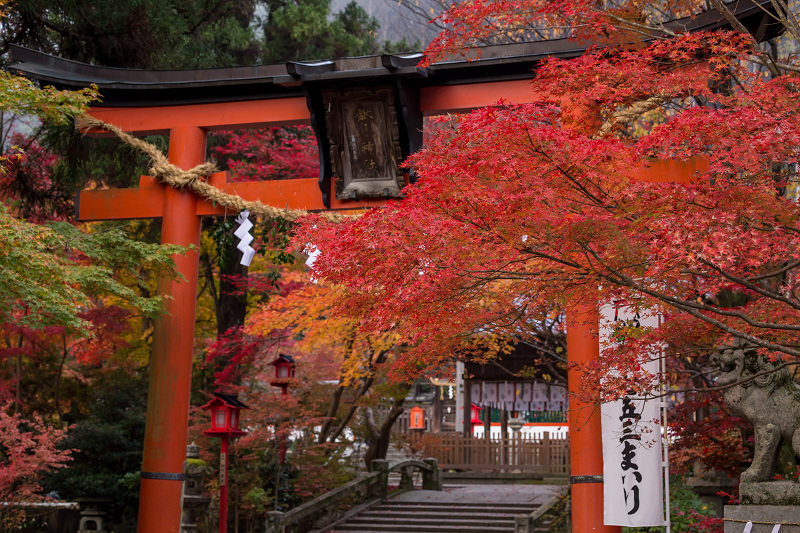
[331,524,515,533]
[375,500,538,508]
[359,510,521,520]
[361,513,525,522]
[347,515,516,525]
[326,484,547,533]
[370,503,537,513]
[328,500,539,533]
[364,508,533,518]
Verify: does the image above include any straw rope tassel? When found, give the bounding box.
[75,115,352,224]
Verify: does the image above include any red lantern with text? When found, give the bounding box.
[201,394,249,533]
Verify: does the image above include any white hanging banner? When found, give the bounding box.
[533,382,548,408]
[548,385,567,412]
[482,382,497,405]
[471,382,482,404]
[601,304,665,527]
[498,382,514,405]
[469,380,568,413]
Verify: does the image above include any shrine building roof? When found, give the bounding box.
[8,0,781,108]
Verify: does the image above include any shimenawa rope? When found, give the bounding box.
[75,115,353,224]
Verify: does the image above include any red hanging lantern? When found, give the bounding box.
[201,393,248,437]
[269,353,296,387]
[200,393,249,533]
[409,406,425,430]
[470,403,483,427]
[267,354,296,463]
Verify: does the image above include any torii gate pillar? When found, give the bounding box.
[564,158,704,532]
[138,126,204,533]
[568,302,614,532]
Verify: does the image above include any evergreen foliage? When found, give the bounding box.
[42,371,148,524]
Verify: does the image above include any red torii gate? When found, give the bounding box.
[8,5,777,531]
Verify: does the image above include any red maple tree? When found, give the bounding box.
[295,2,800,485]
[0,406,72,528]
[300,30,800,388]
[210,126,318,182]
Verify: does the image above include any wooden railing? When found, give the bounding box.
[410,432,569,474]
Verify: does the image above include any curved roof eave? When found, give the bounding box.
[8,0,781,107]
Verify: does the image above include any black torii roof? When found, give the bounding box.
[269,353,295,365]
[209,392,249,409]
[8,0,781,108]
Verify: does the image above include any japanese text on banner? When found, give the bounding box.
[600,305,665,527]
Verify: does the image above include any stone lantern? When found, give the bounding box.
[507,416,525,433]
[77,498,109,533]
[181,442,211,533]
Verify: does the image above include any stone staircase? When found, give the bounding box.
[327,500,540,532]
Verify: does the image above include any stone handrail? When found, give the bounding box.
[265,458,441,533]
[514,486,569,533]
[385,458,443,492]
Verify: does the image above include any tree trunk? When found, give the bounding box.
[318,385,345,444]
[363,396,406,469]
[216,232,249,338]
[317,327,356,444]
[199,218,250,388]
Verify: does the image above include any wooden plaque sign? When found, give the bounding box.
[323,86,404,200]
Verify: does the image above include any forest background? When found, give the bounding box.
[4,1,800,533]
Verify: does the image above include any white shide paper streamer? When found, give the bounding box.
[234,210,256,266]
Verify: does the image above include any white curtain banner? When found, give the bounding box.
[600,304,665,527]
[498,382,514,404]
[469,381,569,412]
[470,382,482,404]
[482,382,497,405]
[533,382,548,402]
